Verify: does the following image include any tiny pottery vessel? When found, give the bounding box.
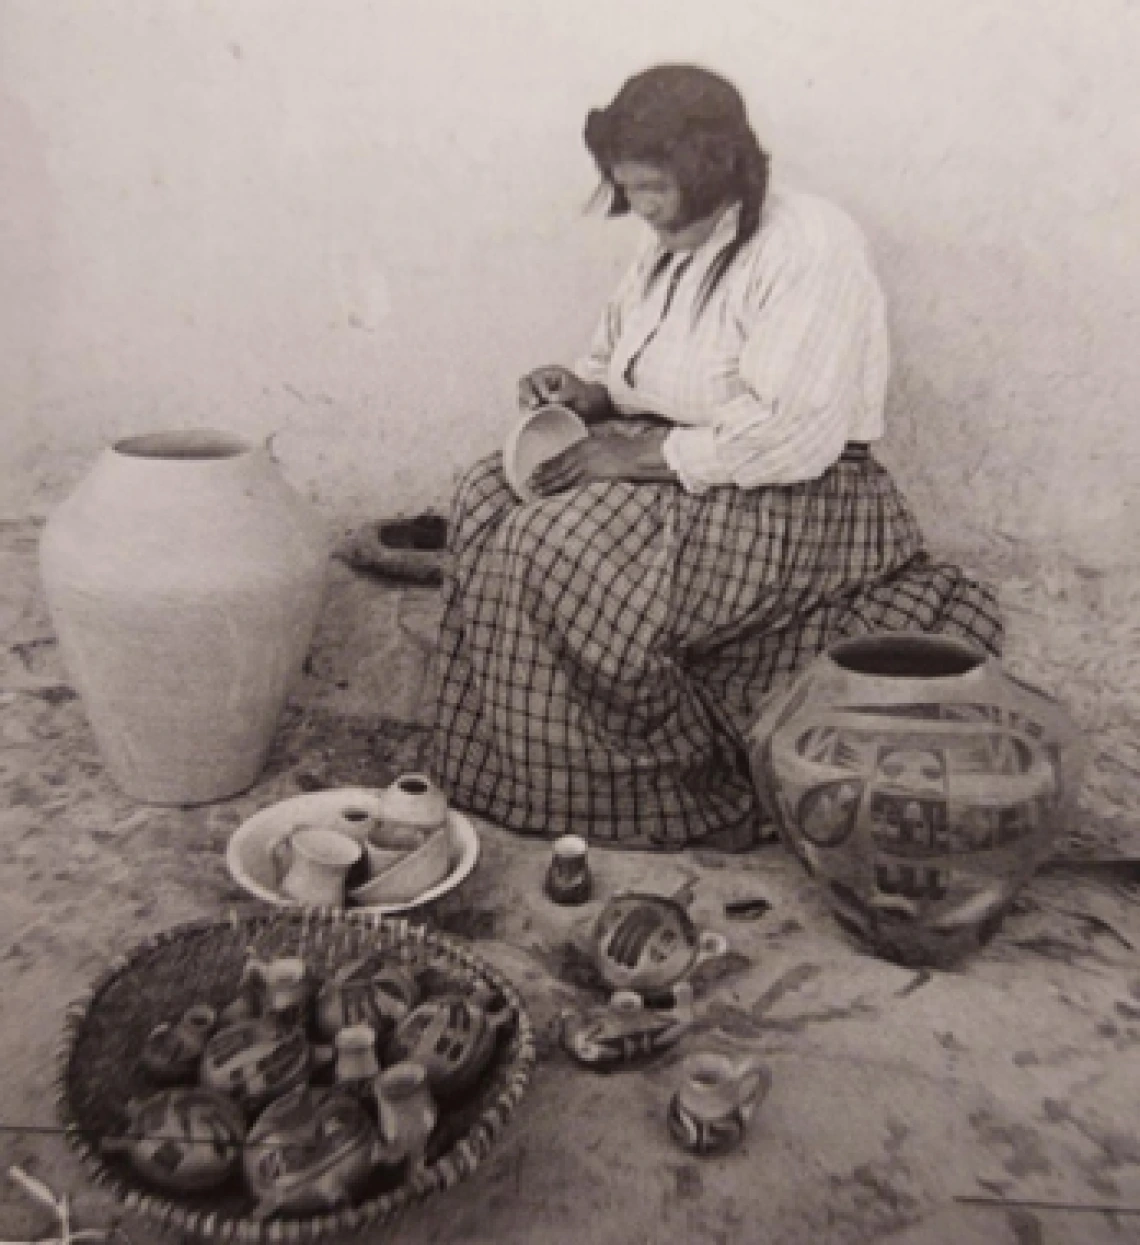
[386,983,513,1099]
[245,1085,381,1218]
[373,1061,438,1171]
[545,835,592,905]
[200,1019,310,1115]
[589,884,728,997]
[315,958,421,1041]
[103,1088,246,1192]
[139,1004,217,1084]
[261,956,314,1031]
[666,1051,771,1157]
[374,773,449,850]
[561,984,694,1070]
[276,827,362,907]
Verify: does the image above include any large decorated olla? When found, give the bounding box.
[748,631,1086,966]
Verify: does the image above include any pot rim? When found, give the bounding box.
[825,631,988,681]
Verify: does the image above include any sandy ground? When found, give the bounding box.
[1,517,1139,1245]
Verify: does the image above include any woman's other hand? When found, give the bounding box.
[517,366,609,420]
[528,429,674,495]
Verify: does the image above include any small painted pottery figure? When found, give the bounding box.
[561,984,694,1071]
[218,951,304,1025]
[545,835,592,905]
[374,773,449,850]
[200,1019,310,1115]
[244,1085,381,1218]
[373,1061,438,1171]
[387,982,512,1099]
[315,958,420,1041]
[666,1051,771,1157]
[588,884,728,997]
[103,1088,246,1192]
[140,1004,217,1084]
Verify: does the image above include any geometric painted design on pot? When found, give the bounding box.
[797,779,864,847]
[746,631,1086,967]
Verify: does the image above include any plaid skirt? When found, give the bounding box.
[429,451,1003,851]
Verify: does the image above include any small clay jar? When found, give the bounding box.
[334,1023,381,1110]
[373,1061,438,1170]
[140,1004,218,1084]
[103,1087,247,1192]
[244,1085,381,1219]
[666,1050,771,1157]
[260,956,314,1032]
[373,774,449,850]
[200,1019,311,1115]
[544,835,592,905]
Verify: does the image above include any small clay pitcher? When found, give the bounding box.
[666,1050,771,1156]
[103,1087,247,1192]
[139,1004,218,1084]
[275,827,362,907]
[373,1061,438,1170]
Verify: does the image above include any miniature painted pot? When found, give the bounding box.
[103,1087,247,1192]
[334,1024,381,1084]
[666,1051,771,1157]
[373,1061,438,1170]
[274,827,362,907]
[200,1019,310,1115]
[314,958,420,1041]
[561,984,694,1070]
[373,774,450,850]
[244,1085,380,1219]
[545,835,592,905]
[589,888,729,996]
[386,985,512,1099]
[139,1004,217,1084]
[748,631,1086,967]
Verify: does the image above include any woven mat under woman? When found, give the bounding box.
[430,452,1002,850]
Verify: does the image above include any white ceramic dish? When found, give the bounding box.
[226,787,480,914]
[503,403,589,503]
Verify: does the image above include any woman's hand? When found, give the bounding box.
[517,365,612,422]
[528,429,675,495]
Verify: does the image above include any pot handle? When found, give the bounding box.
[733,1056,773,1119]
[693,930,729,969]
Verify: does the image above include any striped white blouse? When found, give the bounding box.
[574,186,889,494]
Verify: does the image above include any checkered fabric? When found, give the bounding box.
[429,452,1003,851]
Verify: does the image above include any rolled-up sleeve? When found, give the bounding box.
[662,236,888,493]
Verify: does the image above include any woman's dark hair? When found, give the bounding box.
[584,64,771,308]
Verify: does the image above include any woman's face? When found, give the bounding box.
[610,160,685,233]
[610,159,724,250]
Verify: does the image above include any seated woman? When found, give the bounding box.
[431,63,1002,852]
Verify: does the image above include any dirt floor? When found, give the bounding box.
[1,517,1139,1245]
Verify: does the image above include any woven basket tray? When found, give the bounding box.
[55,909,537,1243]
